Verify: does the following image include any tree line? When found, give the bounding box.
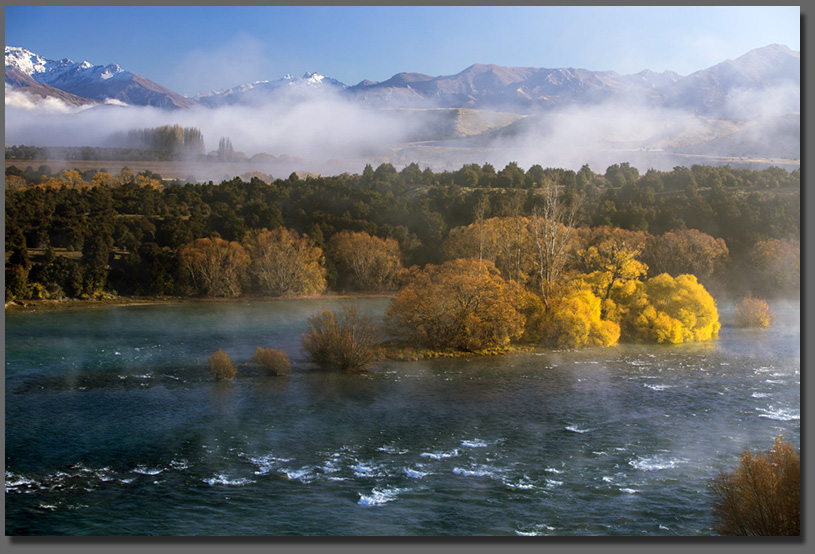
[5,160,799,307]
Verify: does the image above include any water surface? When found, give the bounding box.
[5,298,800,535]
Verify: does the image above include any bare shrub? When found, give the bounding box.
[301,305,381,373]
[710,436,800,536]
[252,347,290,376]
[208,348,237,381]
[735,296,775,328]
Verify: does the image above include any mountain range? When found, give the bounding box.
[5,44,800,118]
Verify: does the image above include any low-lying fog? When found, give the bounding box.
[5,82,800,180]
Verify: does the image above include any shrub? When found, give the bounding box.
[735,296,775,328]
[710,436,800,536]
[252,347,290,376]
[209,349,237,380]
[301,305,381,373]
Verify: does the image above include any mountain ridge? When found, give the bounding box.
[5,44,799,118]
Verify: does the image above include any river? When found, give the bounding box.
[4,297,800,536]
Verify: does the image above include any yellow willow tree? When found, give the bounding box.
[177,237,249,297]
[327,230,402,291]
[621,273,721,344]
[244,228,326,296]
[384,258,525,352]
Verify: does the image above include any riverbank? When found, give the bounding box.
[4,292,396,314]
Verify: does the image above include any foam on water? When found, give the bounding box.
[280,466,316,483]
[358,486,407,506]
[404,467,430,479]
[420,449,460,460]
[629,455,685,471]
[203,474,255,486]
[453,465,501,478]
[565,425,591,433]
[132,465,164,475]
[757,406,799,421]
[461,439,489,448]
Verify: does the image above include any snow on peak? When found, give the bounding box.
[5,46,49,75]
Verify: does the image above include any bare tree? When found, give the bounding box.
[531,179,581,306]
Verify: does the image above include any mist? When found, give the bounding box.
[5,81,799,180]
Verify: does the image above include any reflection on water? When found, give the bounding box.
[5,298,800,536]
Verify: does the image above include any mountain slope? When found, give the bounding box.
[5,46,194,109]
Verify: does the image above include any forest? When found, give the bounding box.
[5,159,799,353]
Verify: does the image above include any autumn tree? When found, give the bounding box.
[522,283,620,349]
[710,436,800,536]
[749,238,800,295]
[327,230,402,291]
[579,239,648,305]
[244,228,326,296]
[620,273,721,344]
[642,229,729,280]
[177,237,249,297]
[384,259,525,352]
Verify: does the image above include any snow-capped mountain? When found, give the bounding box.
[5,46,194,109]
[5,44,799,119]
[194,71,346,106]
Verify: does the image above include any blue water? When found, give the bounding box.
[4,298,800,536]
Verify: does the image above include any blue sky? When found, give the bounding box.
[5,5,801,96]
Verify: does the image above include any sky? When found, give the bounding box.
[4,5,801,97]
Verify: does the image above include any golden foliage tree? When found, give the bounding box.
[622,273,721,344]
[579,239,648,303]
[177,237,249,297]
[384,258,525,352]
[735,296,775,328]
[301,305,381,373]
[327,230,402,291]
[245,228,326,296]
[523,283,620,349]
[710,436,800,536]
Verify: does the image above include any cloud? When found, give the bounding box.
[4,85,91,114]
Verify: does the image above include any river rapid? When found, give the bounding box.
[4,297,800,536]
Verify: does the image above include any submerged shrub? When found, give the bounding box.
[252,346,291,376]
[735,296,775,328]
[209,348,237,380]
[710,436,800,536]
[301,305,381,373]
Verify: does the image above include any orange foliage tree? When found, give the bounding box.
[327,230,402,291]
[244,228,326,296]
[384,258,525,352]
[642,228,729,280]
[177,237,249,297]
